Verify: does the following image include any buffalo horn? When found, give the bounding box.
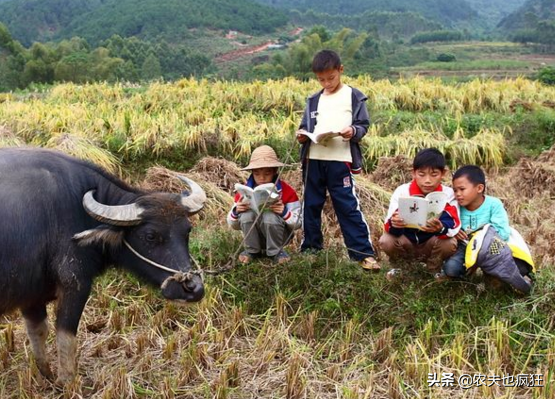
[177,175,207,213]
[82,190,143,226]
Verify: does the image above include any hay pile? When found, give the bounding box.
[141,165,233,220]
[370,154,413,192]
[189,157,248,192]
[488,147,555,267]
[506,144,555,199]
[141,166,189,193]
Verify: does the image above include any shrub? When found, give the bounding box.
[537,66,555,85]
[437,53,456,62]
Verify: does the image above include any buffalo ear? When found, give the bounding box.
[73,226,124,248]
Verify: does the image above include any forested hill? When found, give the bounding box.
[0,0,105,46]
[254,0,478,28]
[0,0,288,46]
[464,0,527,30]
[289,10,442,39]
[498,0,555,31]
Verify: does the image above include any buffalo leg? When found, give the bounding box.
[22,304,54,380]
[55,285,91,385]
[55,329,78,385]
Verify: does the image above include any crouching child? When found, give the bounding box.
[437,165,535,294]
[227,145,301,264]
[379,148,461,279]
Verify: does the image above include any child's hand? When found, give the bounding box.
[269,199,285,215]
[390,211,407,228]
[339,126,354,141]
[235,200,250,213]
[455,230,468,242]
[420,217,443,233]
[296,129,309,144]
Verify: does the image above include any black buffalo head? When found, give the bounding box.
[74,176,206,303]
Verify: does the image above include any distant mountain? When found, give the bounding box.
[498,0,555,31]
[254,0,478,28]
[0,0,288,46]
[465,0,527,30]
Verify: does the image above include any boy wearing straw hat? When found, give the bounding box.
[227,145,301,264]
[296,49,379,271]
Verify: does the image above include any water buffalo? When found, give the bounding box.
[0,147,206,384]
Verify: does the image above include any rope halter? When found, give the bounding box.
[123,239,203,287]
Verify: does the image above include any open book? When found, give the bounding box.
[398,192,448,229]
[235,183,280,214]
[298,130,341,145]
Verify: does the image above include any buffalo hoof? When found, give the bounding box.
[36,361,54,382]
[55,375,73,388]
[55,370,76,387]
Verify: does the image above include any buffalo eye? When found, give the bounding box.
[145,232,159,243]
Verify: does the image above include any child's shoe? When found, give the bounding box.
[273,250,291,264]
[238,251,256,265]
[359,257,380,271]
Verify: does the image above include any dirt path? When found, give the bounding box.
[215,27,303,64]
[215,41,274,63]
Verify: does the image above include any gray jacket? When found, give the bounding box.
[467,225,532,294]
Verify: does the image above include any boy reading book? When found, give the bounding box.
[436,165,534,293]
[227,145,301,264]
[295,49,379,271]
[379,148,461,279]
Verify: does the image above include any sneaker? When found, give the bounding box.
[359,257,381,271]
[385,268,402,281]
[272,250,291,264]
[238,251,255,265]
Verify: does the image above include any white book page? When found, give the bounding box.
[398,197,429,229]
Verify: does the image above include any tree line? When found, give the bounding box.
[0,0,288,46]
[0,24,211,91]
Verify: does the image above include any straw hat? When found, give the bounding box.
[242,145,286,170]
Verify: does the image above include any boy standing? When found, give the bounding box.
[438,165,533,293]
[296,49,379,271]
[380,148,460,278]
[227,145,301,264]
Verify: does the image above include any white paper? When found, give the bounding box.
[298,131,341,145]
[234,183,279,214]
[398,191,448,229]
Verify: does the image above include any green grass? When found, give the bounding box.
[191,224,555,351]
